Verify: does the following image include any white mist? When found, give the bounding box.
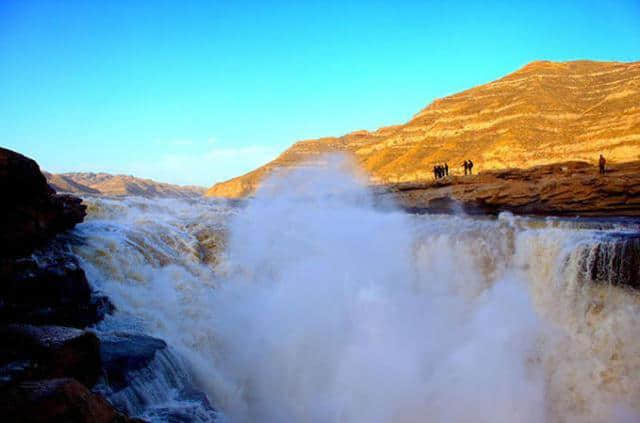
[210,157,547,422]
[73,156,640,423]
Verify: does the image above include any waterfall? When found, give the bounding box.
[96,343,217,422]
[68,160,640,422]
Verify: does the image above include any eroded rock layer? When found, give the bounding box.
[384,160,640,217]
[207,60,640,198]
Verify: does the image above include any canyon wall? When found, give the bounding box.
[207,60,640,198]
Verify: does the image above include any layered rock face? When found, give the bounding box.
[0,148,86,256]
[0,148,107,328]
[0,148,142,422]
[207,60,640,198]
[44,172,205,198]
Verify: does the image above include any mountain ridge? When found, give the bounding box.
[206,59,640,198]
[44,171,205,198]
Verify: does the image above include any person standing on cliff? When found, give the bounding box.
[468,159,474,175]
[599,154,606,175]
[433,165,438,180]
[444,163,449,177]
[462,160,468,175]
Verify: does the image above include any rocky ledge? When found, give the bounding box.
[0,147,86,256]
[0,148,111,329]
[0,324,101,388]
[0,378,144,423]
[0,148,142,422]
[0,252,113,328]
[382,160,640,217]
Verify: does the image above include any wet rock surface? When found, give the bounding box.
[0,148,215,421]
[98,343,218,422]
[0,324,101,388]
[0,148,106,330]
[99,332,167,391]
[0,148,145,421]
[578,232,640,289]
[0,378,144,423]
[0,251,113,328]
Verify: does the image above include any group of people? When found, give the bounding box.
[433,163,449,179]
[462,159,474,175]
[430,154,608,181]
[433,159,476,180]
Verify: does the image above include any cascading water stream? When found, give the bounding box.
[68,160,640,422]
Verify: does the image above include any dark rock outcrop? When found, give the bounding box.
[0,378,144,423]
[99,332,167,391]
[0,324,101,388]
[0,148,144,421]
[0,252,113,328]
[0,147,86,257]
[0,148,112,328]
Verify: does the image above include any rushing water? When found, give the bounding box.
[69,161,640,422]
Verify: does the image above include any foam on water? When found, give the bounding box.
[72,157,640,422]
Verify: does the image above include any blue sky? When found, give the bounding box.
[1,1,639,186]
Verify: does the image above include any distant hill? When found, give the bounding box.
[206,60,640,198]
[44,172,205,198]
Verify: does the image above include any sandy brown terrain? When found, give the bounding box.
[44,172,205,198]
[207,60,640,200]
[381,160,640,217]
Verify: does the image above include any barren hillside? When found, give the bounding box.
[207,60,640,198]
[45,172,205,198]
